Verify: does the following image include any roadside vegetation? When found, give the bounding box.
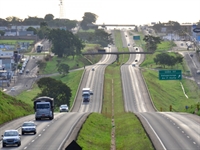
[1,27,200,150]
[76,30,154,149]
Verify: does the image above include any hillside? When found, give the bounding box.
[0,91,33,125]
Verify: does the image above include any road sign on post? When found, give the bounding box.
[159,70,182,80]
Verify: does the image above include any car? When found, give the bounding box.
[11,87,15,91]
[32,56,35,59]
[92,67,95,71]
[2,130,21,147]
[19,70,23,74]
[59,104,69,112]
[197,70,200,74]
[135,60,138,62]
[26,69,29,74]
[21,121,37,135]
[132,64,136,67]
[135,47,138,50]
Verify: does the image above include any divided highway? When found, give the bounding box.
[121,29,200,149]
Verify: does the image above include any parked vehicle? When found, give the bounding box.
[59,104,69,112]
[33,96,54,120]
[2,130,21,147]
[21,121,37,135]
[82,88,93,102]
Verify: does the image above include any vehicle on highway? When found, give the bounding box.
[196,70,200,74]
[92,67,95,71]
[21,121,37,135]
[34,96,54,120]
[26,69,29,74]
[19,70,23,74]
[2,130,21,147]
[82,88,93,102]
[59,104,69,112]
[11,87,15,91]
[135,47,138,50]
[132,64,136,67]
[135,60,138,62]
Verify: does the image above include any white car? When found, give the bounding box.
[11,87,16,91]
[59,105,69,112]
[197,70,200,74]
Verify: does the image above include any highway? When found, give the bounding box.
[1,28,200,149]
[0,31,117,149]
[121,29,200,149]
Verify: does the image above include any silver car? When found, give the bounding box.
[2,130,21,147]
[21,121,37,135]
[60,104,69,112]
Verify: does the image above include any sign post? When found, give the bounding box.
[159,70,182,80]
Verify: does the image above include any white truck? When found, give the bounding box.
[82,88,93,102]
[34,96,54,120]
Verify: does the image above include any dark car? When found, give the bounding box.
[21,121,37,135]
[60,104,69,112]
[2,130,21,147]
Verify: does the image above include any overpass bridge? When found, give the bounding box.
[82,51,153,62]
[87,24,136,27]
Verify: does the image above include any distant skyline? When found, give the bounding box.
[0,0,199,25]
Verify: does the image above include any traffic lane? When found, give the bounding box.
[163,112,200,145]
[23,112,87,150]
[183,51,200,85]
[138,112,200,150]
[0,113,63,148]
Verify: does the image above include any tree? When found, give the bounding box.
[36,77,72,107]
[143,35,162,52]
[26,27,37,35]
[57,64,70,76]
[154,53,183,68]
[80,12,98,30]
[77,29,113,46]
[48,29,85,57]
[0,30,5,36]
[44,14,54,22]
[37,26,51,39]
[40,21,48,27]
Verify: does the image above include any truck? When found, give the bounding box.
[82,88,93,102]
[36,44,43,53]
[33,96,54,120]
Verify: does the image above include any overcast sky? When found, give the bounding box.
[0,0,199,25]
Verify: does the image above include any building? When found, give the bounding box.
[0,50,15,71]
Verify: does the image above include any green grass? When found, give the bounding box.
[76,113,111,150]
[0,39,34,44]
[40,44,101,74]
[16,69,83,110]
[52,70,84,108]
[76,32,154,149]
[0,91,33,124]
[142,68,200,112]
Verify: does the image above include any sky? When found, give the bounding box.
[0,0,199,25]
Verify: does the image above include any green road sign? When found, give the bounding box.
[133,36,140,40]
[159,70,182,80]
